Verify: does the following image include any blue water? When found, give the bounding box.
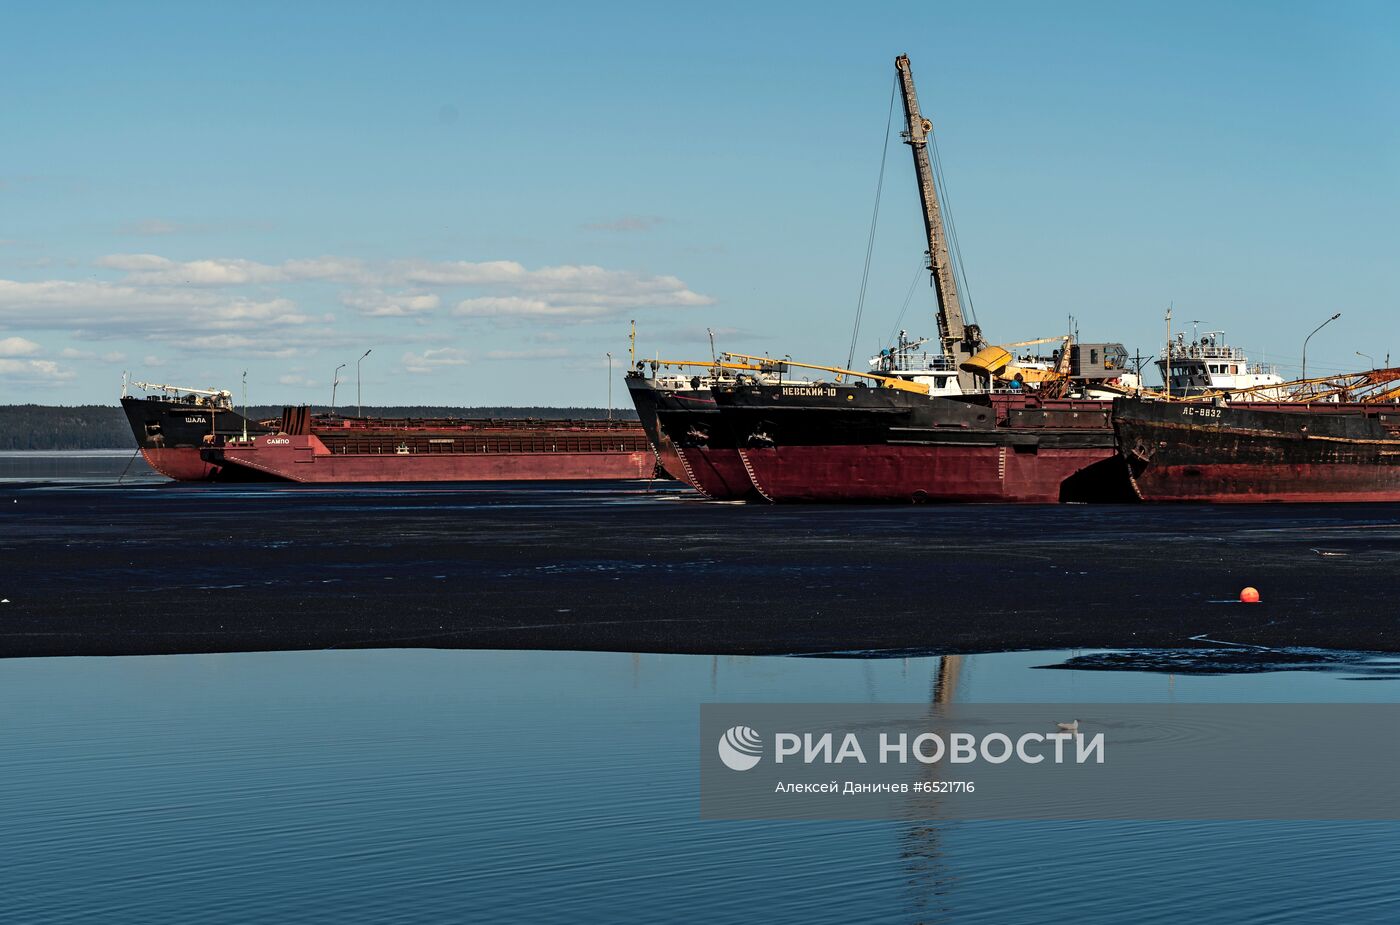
[0,449,164,483]
[2,648,1396,923]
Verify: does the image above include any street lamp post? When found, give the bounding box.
[606,352,613,421]
[1300,312,1341,384]
[357,348,372,418]
[1357,351,1375,371]
[331,363,346,413]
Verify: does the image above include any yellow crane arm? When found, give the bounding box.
[722,353,930,394]
[642,359,775,373]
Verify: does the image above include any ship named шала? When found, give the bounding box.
[120,378,275,480]
[122,377,657,484]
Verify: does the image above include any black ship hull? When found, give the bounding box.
[624,374,688,483]
[120,396,272,481]
[652,387,765,501]
[1114,396,1400,502]
[705,384,1131,503]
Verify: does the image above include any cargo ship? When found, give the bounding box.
[647,376,761,500]
[625,351,799,498]
[626,370,750,496]
[199,405,655,483]
[652,54,1142,504]
[123,377,657,484]
[707,382,1134,503]
[120,378,274,481]
[1115,377,1400,502]
[653,336,965,502]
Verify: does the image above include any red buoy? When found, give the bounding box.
[1240,587,1261,604]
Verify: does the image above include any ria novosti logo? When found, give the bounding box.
[717,725,763,771]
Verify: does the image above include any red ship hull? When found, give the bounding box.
[624,374,693,486]
[203,434,655,483]
[671,446,760,500]
[139,446,222,481]
[736,444,1118,503]
[1128,462,1400,503]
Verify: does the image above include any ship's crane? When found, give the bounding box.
[723,352,930,394]
[128,378,233,406]
[1153,367,1400,404]
[639,354,932,394]
[896,54,983,390]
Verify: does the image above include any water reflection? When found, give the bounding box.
[1034,648,1400,678]
[0,648,1395,923]
[0,450,160,483]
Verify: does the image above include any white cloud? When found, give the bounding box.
[583,215,665,233]
[454,296,564,317]
[0,252,711,369]
[142,355,166,367]
[485,347,572,360]
[0,358,74,381]
[401,347,469,374]
[116,219,183,236]
[185,334,265,351]
[99,255,283,286]
[56,346,126,362]
[0,280,312,333]
[96,253,372,286]
[282,257,371,283]
[341,289,440,317]
[97,253,177,271]
[89,253,713,318]
[0,336,41,357]
[390,259,527,286]
[278,374,318,387]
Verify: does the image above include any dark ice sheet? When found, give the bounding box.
[3,478,1398,657]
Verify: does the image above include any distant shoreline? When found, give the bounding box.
[0,405,638,451]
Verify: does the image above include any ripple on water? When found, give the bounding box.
[0,648,1395,924]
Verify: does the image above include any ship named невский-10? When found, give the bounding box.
[630,54,1143,503]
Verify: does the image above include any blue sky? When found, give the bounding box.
[1,1,1396,406]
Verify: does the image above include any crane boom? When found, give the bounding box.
[895,54,980,389]
[130,379,232,402]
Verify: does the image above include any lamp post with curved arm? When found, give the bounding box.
[357,348,372,418]
[1300,312,1341,384]
[331,363,346,412]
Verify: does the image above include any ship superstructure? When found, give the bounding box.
[1159,331,1285,399]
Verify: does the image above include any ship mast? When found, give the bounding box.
[895,54,981,389]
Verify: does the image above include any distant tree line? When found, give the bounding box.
[0,405,637,450]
